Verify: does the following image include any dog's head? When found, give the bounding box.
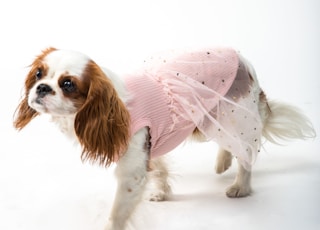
[14,48,130,166]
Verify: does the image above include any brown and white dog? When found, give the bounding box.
[14,47,315,230]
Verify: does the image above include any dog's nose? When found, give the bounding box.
[36,84,53,97]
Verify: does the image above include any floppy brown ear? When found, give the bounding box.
[13,97,38,130]
[13,67,39,130]
[75,61,130,167]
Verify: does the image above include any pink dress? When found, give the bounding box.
[124,48,262,169]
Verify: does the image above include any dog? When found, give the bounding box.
[14,47,316,230]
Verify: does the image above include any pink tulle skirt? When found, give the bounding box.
[139,48,263,169]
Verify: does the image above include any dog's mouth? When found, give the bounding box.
[29,95,50,113]
[35,97,44,105]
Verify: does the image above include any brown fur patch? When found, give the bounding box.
[74,61,131,167]
[259,90,271,112]
[225,59,253,102]
[58,74,89,109]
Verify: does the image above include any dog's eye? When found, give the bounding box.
[61,79,76,93]
[35,68,42,80]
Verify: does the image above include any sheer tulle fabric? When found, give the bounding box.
[141,49,263,169]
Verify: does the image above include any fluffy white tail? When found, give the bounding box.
[263,101,316,144]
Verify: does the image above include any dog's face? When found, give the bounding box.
[26,48,90,116]
[14,47,131,166]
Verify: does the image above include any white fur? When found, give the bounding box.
[262,101,316,144]
[106,128,149,230]
[26,49,315,230]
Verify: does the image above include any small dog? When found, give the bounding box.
[14,47,315,230]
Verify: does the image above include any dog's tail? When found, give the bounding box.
[262,100,316,144]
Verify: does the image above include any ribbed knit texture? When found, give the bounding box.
[124,48,262,169]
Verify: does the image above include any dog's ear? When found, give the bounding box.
[13,97,38,130]
[75,61,130,167]
[13,65,40,130]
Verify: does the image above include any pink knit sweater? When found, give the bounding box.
[124,48,262,168]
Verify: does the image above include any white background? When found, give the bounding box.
[0,0,319,229]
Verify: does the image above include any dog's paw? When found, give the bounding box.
[104,221,113,230]
[145,184,172,202]
[104,220,125,230]
[148,190,168,202]
[226,184,251,198]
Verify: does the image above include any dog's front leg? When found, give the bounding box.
[105,128,149,230]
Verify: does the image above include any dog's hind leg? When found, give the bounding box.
[226,159,252,198]
[145,156,172,201]
[215,148,233,174]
